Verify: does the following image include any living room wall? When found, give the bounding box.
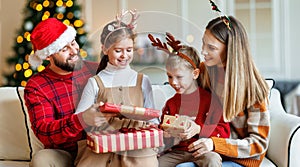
[1,0,300,86]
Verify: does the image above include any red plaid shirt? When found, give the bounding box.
[24,61,97,153]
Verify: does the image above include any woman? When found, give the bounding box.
[187,16,270,167]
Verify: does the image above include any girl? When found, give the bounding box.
[188,16,270,167]
[75,10,159,167]
[148,33,230,167]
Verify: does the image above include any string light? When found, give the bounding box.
[30,2,37,9]
[15,64,22,71]
[25,55,29,61]
[36,4,43,11]
[56,0,63,7]
[26,34,31,42]
[67,12,74,19]
[23,62,30,70]
[17,36,23,43]
[74,20,83,27]
[43,0,50,7]
[63,19,71,25]
[42,14,49,20]
[66,0,73,7]
[21,81,27,87]
[24,69,33,78]
[57,13,64,19]
[76,28,84,35]
[80,49,87,58]
[44,11,51,17]
[37,65,45,72]
[24,32,30,39]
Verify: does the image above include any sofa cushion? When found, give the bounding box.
[17,87,44,158]
[0,87,31,160]
[0,161,29,167]
[0,87,43,161]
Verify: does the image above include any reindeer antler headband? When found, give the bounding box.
[148,32,197,69]
[103,9,139,47]
[209,0,231,30]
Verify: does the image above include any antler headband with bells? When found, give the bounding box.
[103,9,139,47]
[148,32,197,69]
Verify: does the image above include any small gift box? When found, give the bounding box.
[87,127,164,153]
[161,114,190,137]
[99,102,161,121]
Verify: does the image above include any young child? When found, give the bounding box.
[75,10,159,167]
[148,33,230,167]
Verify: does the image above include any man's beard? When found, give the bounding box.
[53,55,83,72]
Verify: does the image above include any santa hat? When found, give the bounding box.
[29,18,76,69]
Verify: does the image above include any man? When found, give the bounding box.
[24,18,115,167]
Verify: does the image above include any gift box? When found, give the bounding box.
[161,114,190,137]
[87,127,164,153]
[99,102,161,121]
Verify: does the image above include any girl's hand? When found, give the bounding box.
[180,119,201,140]
[82,103,117,127]
[188,138,214,158]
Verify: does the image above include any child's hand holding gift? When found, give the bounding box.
[179,119,201,140]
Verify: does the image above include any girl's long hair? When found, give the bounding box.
[200,16,269,122]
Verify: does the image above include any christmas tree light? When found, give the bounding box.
[4,0,95,86]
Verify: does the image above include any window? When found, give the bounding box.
[232,0,284,78]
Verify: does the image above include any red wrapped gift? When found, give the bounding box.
[87,127,164,153]
[99,102,161,121]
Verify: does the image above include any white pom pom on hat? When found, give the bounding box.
[29,18,76,69]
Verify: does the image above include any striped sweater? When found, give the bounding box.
[212,101,270,167]
[204,65,271,166]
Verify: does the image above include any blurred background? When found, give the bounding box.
[1,0,300,114]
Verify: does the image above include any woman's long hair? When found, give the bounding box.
[200,16,269,122]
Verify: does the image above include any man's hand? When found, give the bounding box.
[82,103,117,127]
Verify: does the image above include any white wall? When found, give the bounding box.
[288,0,300,80]
[0,1,24,85]
[1,0,300,86]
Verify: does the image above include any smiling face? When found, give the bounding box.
[103,37,134,69]
[201,30,227,67]
[48,39,83,74]
[166,65,199,95]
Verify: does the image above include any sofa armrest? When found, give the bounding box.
[267,88,300,167]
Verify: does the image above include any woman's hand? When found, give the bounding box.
[188,138,214,158]
[82,103,117,127]
[180,119,201,140]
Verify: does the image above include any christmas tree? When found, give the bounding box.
[4,0,93,86]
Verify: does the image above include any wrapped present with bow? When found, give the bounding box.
[161,114,190,137]
[99,102,161,121]
[87,127,164,153]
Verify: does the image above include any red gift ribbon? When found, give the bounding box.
[119,127,137,133]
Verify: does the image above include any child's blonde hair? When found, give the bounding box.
[166,45,201,85]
